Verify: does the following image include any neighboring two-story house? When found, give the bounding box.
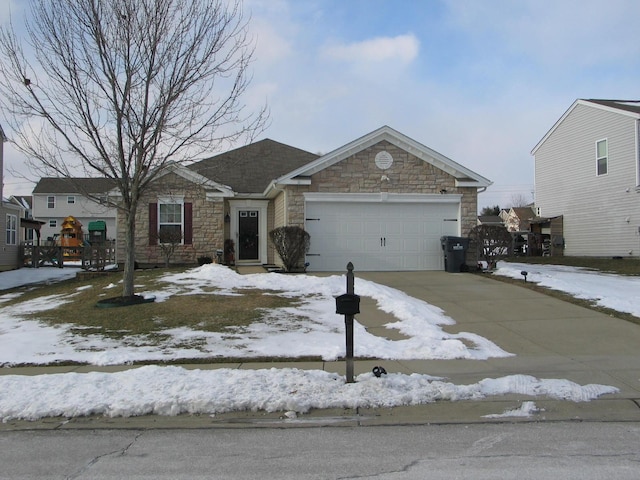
[501,206,536,233]
[32,178,117,242]
[532,99,640,257]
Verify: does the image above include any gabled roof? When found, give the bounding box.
[9,195,32,210]
[189,139,319,193]
[477,215,503,225]
[271,126,492,190]
[33,177,117,194]
[509,207,536,220]
[152,162,235,197]
[532,99,640,155]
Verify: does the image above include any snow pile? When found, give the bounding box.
[0,366,617,422]
[494,262,640,318]
[483,401,543,419]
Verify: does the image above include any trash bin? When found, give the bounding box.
[440,236,470,273]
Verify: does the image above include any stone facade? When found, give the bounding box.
[117,173,224,267]
[284,141,478,237]
[116,138,482,268]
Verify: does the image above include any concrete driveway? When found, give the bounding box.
[2,269,639,428]
[341,270,640,422]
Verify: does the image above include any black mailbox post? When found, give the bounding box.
[336,293,360,316]
[337,262,358,383]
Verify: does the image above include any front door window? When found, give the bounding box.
[238,210,259,260]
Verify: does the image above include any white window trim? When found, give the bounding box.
[67,196,76,204]
[596,138,608,176]
[229,199,269,264]
[5,214,17,245]
[49,219,57,228]
[47,196,56,209]
[157,195,185,245]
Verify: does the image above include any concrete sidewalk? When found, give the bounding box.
[2,271,640,429]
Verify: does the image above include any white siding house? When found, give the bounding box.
[32,178,118,242]
[532,99,640,257]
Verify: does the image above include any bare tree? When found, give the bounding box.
[0,0,267,298]
[509,193,532,208]
[151,228,183,268]
[470,224,512,270]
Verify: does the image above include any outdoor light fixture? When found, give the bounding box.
[372,366,387,378]
[224,213,230,223]
[440,189,447,194]
[521,271,528,282]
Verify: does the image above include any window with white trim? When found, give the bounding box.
[47,196,55,208]
[5,214,17,245]
[158,197,184,243]
[49,219,57,228]
[67,196,75,204]
[596,138,608,176]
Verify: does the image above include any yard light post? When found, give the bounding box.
[335,262,360,384]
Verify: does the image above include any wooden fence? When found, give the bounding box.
[20,241,116,271]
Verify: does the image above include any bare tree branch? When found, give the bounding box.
[0,0,268,297]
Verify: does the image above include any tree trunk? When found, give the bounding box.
[122,209,137,297]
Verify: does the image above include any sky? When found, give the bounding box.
[1,0,640,210]
[0,261,630,421]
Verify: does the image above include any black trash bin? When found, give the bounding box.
[440,236,470,272]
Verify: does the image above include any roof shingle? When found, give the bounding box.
[189,139,319,193]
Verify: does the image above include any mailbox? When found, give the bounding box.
[336,293,360,315]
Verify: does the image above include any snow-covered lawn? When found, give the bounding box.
[493,261,640,318]
[0,264,512,365]
[0,263,628,421]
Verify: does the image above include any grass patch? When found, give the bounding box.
[5,268,300,341]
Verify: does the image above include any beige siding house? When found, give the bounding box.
[121,126,492,271]
[0,125,24,271]
[532,99,640,257]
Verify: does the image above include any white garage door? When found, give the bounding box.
[304,197,461,271]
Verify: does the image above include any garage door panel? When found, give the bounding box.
[305,200,461,271]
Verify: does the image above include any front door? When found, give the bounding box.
[238,210,259,260]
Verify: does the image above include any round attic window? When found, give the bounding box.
[375,151,393,170]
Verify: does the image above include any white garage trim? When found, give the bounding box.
[304,193,461,272]
[304,192,463,204]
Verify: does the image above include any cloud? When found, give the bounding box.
[321,33,419,65]
[444,0,640,67]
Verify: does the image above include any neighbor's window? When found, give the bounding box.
[49,219,57,228]
[158,198,183,242]
[47,196,55,208]
[67,196,75,204]
[596,139,608,176]
[5,214,17,245]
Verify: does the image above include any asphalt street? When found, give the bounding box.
[1,423,640,479]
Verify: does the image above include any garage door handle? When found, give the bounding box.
[380,237,386,247]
